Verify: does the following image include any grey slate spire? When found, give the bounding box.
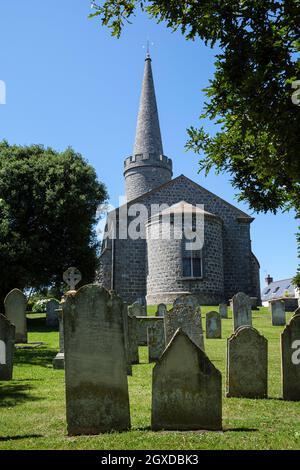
[133,53,164,156]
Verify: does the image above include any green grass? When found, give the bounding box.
[1,308,300,450]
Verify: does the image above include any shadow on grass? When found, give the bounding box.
[0,434,43,441]
[0,384,41,408]
[27,315,58,333]
[15,346,56,368]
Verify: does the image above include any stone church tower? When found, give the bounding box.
[124,53,173,201]
[98,54,261,306]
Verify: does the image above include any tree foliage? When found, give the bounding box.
[91,0,300,286]
[0,141,107,303]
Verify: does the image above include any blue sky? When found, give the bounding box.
[0,0,298,287]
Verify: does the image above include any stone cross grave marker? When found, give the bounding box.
[226,326,268,398]
[63,267,82,292]
[151,329,222,431]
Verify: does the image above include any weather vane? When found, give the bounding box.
[143,39,154,57]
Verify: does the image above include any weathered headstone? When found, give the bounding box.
[46,299,60,328]
[206,311,221,339]
[270,300,286,326]
[173,294,199,309]
[164,303,204,351]
[127,313,139,364]
[128,303,145,318]
[53,298,65,369]
[151,329,222,431]
[122,303,132,376]
[64,285,131,435]
[136,316,163,346]
[0,314,15,380]
[232,292,252,331]
[156,303,167,317]
[281,314,300,400]
[226,326,268,398]
[4,289,27,343]
[147,321,165,362]
[219,303,228,319]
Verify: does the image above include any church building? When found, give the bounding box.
[98,53,261,306]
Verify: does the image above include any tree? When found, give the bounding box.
[90,0,300,285]
[0,141,107,304]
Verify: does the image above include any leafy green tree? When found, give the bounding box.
[91,0,300,285]
[0,141,107,304]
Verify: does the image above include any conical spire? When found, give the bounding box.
[133,54,164,156]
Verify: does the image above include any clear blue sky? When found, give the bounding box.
[0,0,298,288]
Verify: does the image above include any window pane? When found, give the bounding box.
[192,257,202,277]
[183,258,192,277]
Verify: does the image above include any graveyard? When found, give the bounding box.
[1,302,300,450]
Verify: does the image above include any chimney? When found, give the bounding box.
[265,274,273,286]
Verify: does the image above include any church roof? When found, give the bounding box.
[133,53,164,156]
[117,174,253,220]
[151,200,218,218]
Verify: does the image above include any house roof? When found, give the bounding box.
[261,278,295,301]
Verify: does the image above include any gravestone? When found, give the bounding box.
[0,314,15,380]
[281,314,300,400]
[128,303,145,318]
[127,313,139,364]
[122,303,132,376]
[136,316,163,346]
[156,303,167,317]
[4,289,27,343]
[151,329,222,431]
[270,300,286,326]
[147,321,165,362]
[173,294,199,309]
[206,311,221,339]
[64,285,131,435]
[46,299,60,328]
[219,303,228,319]
[164,303,204,351]
[226,326,268,398]
[232,292,252,331]
[53,297,65,369]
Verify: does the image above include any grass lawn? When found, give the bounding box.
[1,307,300,450]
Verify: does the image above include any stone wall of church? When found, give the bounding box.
[98,176,260,305]
[146,213,224,305]
[124,163,172,202]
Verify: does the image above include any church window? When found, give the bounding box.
[182,252,202,278]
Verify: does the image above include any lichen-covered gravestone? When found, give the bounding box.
[127,312,139,364]
[156,303,167,317]
[52,304,65,370]
[4,289,27,343]
[173,294,199,309]
[206,311,221,339]
[219,303,228,319]
[0,314,15,380]
[226,326,268,398]
[147,321,165,362]
[271,300,286,326]
[46,299,60,328]
[281,314,300,400]
[164,302,204,351]
[232,292,252,331]
[151,329,222,431]
[64,285,131,435]
[128,303,145,318]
